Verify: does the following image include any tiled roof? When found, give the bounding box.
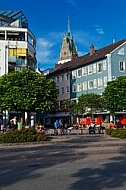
[71,38,126,70]
[48,38,126,76]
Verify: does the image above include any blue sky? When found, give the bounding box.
[1,0,126,70]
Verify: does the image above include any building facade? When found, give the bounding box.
[46,39,126,126]
[70,39,126,123]
[0,10,37,76]
[0,10,37,125]
[70,39,126,100]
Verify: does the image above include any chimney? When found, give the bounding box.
[90,44,95,55]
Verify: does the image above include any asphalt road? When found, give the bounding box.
[0,134,126,190]
[0,154,126,190]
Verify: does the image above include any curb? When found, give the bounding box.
[0,134,126,161]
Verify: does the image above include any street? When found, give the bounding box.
[0,134,126,190]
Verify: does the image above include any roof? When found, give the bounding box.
[48,38,126,76]
[0,10,28,28]
[71,38,126,70]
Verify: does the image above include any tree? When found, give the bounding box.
[61,99,77,125]
[103,76,126,115]
[77,93,104,118]
[0,69,58,123]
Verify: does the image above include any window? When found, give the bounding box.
[82,67,87,76]
[57,88,59,95]
[72,84,76,92]
[66,73,69,80]
[94,79,97,88]
[77,83,82,92]
[104,76,107,86]
[93,64,96,73]
[15,67,21,71]
[88,65,93,74]
[61,75,64,82]
[98,78,103,88]
[66,86,69,93]
[77,69,81,77]
[82,81,87,91]
[88,80,93,89]
[97,62,102,73]
[103,60,107,70]
[72,70,76,79]
[61,87,64,94]
[56,76,59,83]
[119,61,125,71]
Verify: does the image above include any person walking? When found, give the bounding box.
[54,119,60,135]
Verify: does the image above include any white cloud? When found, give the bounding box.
[36,38,54,64]
[96,28,105,35]
[94,25,105,35]
[66,0,77,6]
[36,28,105,70]
[36,32,63,68]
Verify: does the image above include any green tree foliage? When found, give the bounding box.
[77,93,104,116]
[0,69,58,113]
[61,99,76,114]
[103,76,126,114]
[61,99,77,125]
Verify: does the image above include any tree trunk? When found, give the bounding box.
[21,111,25,127]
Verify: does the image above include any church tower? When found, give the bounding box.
[58,17,78,64]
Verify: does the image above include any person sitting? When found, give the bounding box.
[67,126,73,134]
[10,116,17,129]
[35,124,45,133]
[99,120,106,134]
[116,119,123,128]
[89,120,95,134]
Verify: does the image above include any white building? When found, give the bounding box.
[0,10,37,76]
[0,10,37,125]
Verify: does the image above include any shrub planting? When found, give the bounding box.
[0,128,47,143]
[106,128,126,139]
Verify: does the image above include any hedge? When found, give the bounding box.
[0,128,47,143]
[106,128,126,139]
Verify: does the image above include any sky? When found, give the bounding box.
[1,0,126,70]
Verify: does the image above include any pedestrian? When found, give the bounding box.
[0,124,4,133]
[10,116,17,129]
[107,121,115,129]
[10,116,17,125]
[116,119,123,128]
[99,120,106,134]
[59,119,64,134]
[17,119,22,130]
[54,119,60,135]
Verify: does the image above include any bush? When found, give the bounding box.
[106,129,114,135]
[106,128,126,139]
[0,128,47,143]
